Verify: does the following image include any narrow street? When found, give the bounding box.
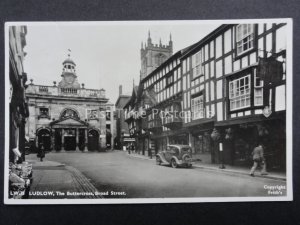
[27,151,287,198]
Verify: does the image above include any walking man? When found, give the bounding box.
[250,143,268,176]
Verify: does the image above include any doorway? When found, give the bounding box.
[64,129,76,150]
[88,129,99,151]
[37,128,51,150]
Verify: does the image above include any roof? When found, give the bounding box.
[63,58,76,65]
[115,95,131,108]
[181,24,232,59]
[123,85,140,109]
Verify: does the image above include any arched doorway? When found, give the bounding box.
[88,129,99,151]
[37,128,51,151]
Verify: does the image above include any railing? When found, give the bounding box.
[38,86,48,93]
[60,88,78,94]
[26,85,106,99]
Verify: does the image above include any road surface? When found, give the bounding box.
[27,151,287,198]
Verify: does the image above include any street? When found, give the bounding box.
[27,151,287,198]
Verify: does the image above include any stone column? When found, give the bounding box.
[61,128,65,152]
[84,129,88,152]
[76,128,79,152]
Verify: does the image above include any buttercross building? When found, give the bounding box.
[25,54,114,152]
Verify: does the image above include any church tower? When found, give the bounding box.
[140,31,173,80]
[58,51,81,89]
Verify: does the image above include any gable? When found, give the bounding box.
[51,117,88,127]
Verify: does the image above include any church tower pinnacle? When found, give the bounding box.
[140,31,173,80]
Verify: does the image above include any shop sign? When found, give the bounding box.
[124,138,135,142]
[263,106,272,118]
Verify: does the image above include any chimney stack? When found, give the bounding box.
[119,85,123,96]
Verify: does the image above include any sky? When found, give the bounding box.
[23,21,219,103]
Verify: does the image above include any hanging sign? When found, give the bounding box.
[263,106,272,118]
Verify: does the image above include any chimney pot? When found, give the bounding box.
[119,85,123,96]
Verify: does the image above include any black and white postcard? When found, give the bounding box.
[4,19,293,204]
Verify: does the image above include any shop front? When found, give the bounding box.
[185,121,215,163]
[217,114,286,171]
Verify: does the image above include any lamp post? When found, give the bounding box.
[219,142,226,169]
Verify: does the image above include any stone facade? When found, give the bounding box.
[25,56,112,152]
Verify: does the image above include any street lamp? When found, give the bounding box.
[219,143,226,169]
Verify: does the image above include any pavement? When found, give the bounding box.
[25,151,287,198]
[27,158,101,199]
[127,152,286,181]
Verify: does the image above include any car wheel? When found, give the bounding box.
[171,159,178,168]
[156,156,161,165]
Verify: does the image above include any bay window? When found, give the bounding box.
[191,95,204,119]
[229,75,251,110]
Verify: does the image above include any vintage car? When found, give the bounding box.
[156,145,193,168]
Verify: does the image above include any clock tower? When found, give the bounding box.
[58,52,81,89]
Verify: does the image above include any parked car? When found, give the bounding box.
[156,145,193,168]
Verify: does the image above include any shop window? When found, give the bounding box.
[236,24,254,56]
[191,95,204,120]
[191,50,203,79]
[229,75,251,111]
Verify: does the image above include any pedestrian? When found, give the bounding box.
[37,143,45,162]
[250,143,268,176]
[127,144,131,154]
